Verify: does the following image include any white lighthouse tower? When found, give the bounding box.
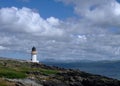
[31,47,39,63]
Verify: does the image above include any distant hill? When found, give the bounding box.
[0,57,120,86]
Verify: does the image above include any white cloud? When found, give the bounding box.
[55,0,120,61]
[58,0,120,28]
[1,0,120,61]
[47,17,60,26]
[0,46,9,50]
[0,7,63,36]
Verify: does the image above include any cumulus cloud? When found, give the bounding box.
[58,0,120,28]
[55,0,120,61]
[1,0,120,61]
[0,7,63,36]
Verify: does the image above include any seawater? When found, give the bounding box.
[43,61,120,80]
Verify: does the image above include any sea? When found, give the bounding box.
[43,60,120,80]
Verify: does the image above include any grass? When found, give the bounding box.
[0,67,26,79]
[38,68,58,75]
[0,59,59,79]
[0,71,26,79]
[20,67,58,75]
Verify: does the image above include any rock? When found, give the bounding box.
[69,82,83,86]
[0,58,120,86]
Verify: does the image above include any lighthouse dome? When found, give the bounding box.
[32,46,36,51]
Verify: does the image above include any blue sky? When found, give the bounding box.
[0,0,75,19]
[1,0,120,61]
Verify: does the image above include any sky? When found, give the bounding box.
[1,0,120,61]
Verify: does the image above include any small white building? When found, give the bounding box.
[31,47,39,63]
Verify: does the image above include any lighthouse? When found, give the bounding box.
[31,47,39,63]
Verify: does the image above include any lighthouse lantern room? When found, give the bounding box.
[31,47,39,63]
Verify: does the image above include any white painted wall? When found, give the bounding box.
[31,54,39,63]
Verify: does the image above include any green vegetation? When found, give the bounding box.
[0,59,59,79]
[0,69,26,79]
[0,58,119,86]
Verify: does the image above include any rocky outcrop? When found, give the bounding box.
[27,63,120,86]
[6,78,43,86]
[0,58,120,86]
[38,69,120,86]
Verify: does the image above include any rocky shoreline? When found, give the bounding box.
[0,58,120,86]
